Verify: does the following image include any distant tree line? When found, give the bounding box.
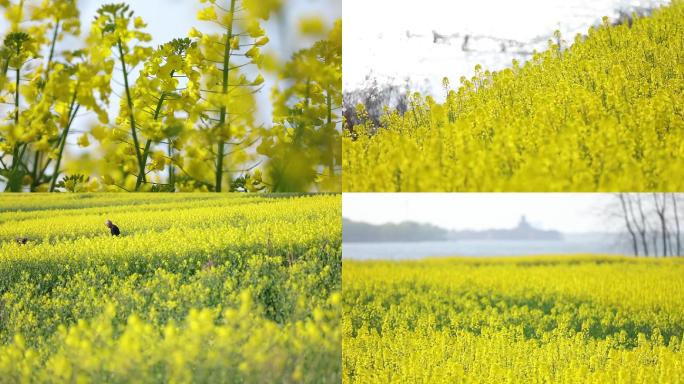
[342,77,409,133]
[616,193,683,257]
[342,218,446,242]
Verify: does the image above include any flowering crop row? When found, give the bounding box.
[0,193,341,383]
[343,2,684,191]
[343,256,684,383]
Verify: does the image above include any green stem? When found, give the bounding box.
[117,39,145,189]
[215,0,237,193]
[326,89,332,126]
[6,50,22,192]
[15,144,26,166]
[326,88,334,175]
[30,150,39,191]
[136,69,176,190]
[1,55,9,77]
[49,90,79,192]
[36,153,52,186]
[22,20,61,192]
[13,143,27,176]
[46,20,60,73]
[298,78,311,143]
[216,144,225,192]
[168,139,175,189]
[12,62,20,147]
[136,140,152,190]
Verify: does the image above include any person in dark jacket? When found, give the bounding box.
[105,220,120,236]
[14,237,28,245]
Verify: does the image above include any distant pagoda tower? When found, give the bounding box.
[517,215,532,230]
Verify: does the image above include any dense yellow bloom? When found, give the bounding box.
[262,20,342,192]
[0,193,341,383]
[0,0,91,192]
[0,0,341,193]
[344,2,684,192]
[344,256,684,383]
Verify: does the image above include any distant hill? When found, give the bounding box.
[342,218,447,242]
[343,216,563,242]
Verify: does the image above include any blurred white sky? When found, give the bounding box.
[77,0,340,49]
[343,193,621,233]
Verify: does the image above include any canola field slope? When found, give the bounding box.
[343,256,684,383]
[0,193,341,383]
[344,2,684,192]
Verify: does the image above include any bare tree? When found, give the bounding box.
[653,193,669,257]
[652,230,660,257]
[614,193,684,258]
[631,195,651,256]
[618,194,640,256]
[672,193,681,256]
[343,76,411,131]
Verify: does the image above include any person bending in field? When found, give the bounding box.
[105,220,120,236]
[14,237,28,245]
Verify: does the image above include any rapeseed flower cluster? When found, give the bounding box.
[344,2,684,191]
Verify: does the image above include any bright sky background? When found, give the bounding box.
[343,193,621,233]
[343,0,669,96]
[77,0,341,49]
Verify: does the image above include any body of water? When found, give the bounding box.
[343,237,630,260]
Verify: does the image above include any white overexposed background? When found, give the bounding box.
[342,193,639,259]
[343,193,620,234]
[344,0,669,99]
